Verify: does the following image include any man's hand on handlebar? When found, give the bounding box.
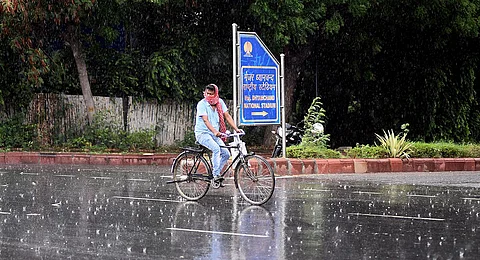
[220,129,245,138]
[235,129,244,134]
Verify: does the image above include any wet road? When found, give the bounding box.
[0,164,479,259]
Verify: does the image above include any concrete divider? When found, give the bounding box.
[1,152,480,174]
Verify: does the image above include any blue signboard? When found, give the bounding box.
[239,32,280,125]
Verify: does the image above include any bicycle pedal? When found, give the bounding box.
[211,179,225,189]
[213,176,224,182]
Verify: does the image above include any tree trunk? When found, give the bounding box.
[69,25,95,125]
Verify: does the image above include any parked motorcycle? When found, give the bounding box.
[271,122,304,158]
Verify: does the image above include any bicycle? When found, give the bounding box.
[166,132,275,205]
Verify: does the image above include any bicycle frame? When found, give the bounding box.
[210,134,249,178]
[169,148,211,182]
[219,145,245,178]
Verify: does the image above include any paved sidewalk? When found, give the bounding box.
[1,151,479,175]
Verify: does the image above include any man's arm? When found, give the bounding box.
[201,115,223,137]
[224,111,240,132]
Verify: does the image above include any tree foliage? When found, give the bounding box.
[294,0,480,146]
[0,0,96,83]
[2,0,480,147]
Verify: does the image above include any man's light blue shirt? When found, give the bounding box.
[195,98,228,136]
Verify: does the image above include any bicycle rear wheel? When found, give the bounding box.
[172,152,211,201]
[235,155,275,205]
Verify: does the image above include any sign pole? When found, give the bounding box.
[281,54,286,158]
[232,23,238,126]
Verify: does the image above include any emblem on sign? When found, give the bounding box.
[243,41,253,57]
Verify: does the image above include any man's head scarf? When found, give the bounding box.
[204,84,227,140]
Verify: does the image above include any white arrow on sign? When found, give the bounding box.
[252,111,268,116]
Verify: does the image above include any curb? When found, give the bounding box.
[0,152,176,166]
[1,152,479,175]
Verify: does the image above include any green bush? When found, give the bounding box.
[83,112,125,149]
[287,144,342,159]
[343,142,480,159]
[301,97,330,148]
[0,115,39,150]
[66,136,92,150]
[346,144,388,158]
[176,130,197,148]
[125,129,156,151]
[63,112,156,152]
[375,129,412,158]
[464,144,480,158]
[410,142,475,158]
[409,142,443,158]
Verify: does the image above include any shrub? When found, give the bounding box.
[176,130,196,148]
[410,142,472,158]
[66,136,92,150]
[464,144,480,158]
[346,144,388,158]
[83,112,125,149]
[125,129,156,151]
[301,97,330,148]
[409,142,443,158]
[0,114,39,150]
[375,129,412,158]
[287,144,342,159]
[64,112,156,152]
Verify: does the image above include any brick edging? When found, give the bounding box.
[269,158,480,175]
[0,152,176,166]
[1,152,479,175]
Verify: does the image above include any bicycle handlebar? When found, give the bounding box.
[221,130,245,138]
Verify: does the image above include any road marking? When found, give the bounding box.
[462,197,480,201]
[19,172,39,176]
[54,175,75,177]
[112,196,179,203]
[167,227,269,238]
[0,212,11,215]
[90,176,112,180]
[407,194,437,198]
[348,213,444,221]
[302,189,332,192]
[352,191,383,195]
[276,176,296,179]
[126,178,150,182]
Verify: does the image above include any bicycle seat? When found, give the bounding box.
[182,142,209,153]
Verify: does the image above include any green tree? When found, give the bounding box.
[295,0,480,146]
[1,0,97,123]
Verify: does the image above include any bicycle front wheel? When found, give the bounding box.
[172,152,211,201]
[235,155,275,205]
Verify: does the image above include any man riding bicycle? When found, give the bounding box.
[194,84,242,183]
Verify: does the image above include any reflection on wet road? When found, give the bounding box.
[0,164,479,259]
